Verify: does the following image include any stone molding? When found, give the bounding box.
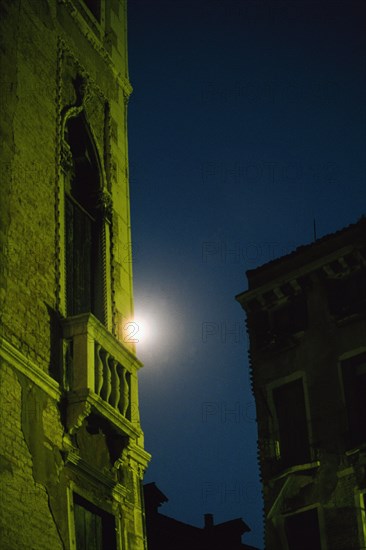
[0,337,61,400]
[59,1,132,100]
[237,244,364,309]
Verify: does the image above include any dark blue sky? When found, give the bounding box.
[127,1,366,547]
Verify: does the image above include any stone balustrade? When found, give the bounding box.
[94,343,130,417]
[61,313,142,435]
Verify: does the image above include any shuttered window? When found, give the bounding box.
[64,114,105,324]
[65,196,93,316]
[74,494,116,550]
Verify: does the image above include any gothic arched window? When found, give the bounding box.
[64,115,105,324]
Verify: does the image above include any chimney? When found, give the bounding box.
[204,513,214,529]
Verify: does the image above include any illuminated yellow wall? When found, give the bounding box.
[0,2,149,548]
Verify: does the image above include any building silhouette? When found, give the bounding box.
[236,218,366,550]
[144,482,260,550]
[0,1,150,548]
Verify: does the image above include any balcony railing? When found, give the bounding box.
[61,313,142,439]
[94,343,130,416]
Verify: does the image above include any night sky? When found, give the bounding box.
[126,1,366,548]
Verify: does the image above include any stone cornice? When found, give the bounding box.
[126,442,152,472]
[65,450,128,502]
[236,244,364,309]
[0,337,61,400]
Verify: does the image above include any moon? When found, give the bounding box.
[121,315,153,349]
[133,317,150,346]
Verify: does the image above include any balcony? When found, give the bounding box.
[61,313,142,440]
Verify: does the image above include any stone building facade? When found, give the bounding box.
[0,1,150,548]
[236,218,366,549]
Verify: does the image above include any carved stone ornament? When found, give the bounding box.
[67,400,92,435]
[60,140,74,174]
[113,457,124,471]
[107,437,129,472]
[73,73,88,104]
[97,190,113,222]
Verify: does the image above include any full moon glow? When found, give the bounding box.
[132,317,149,345]
[130,297,181,366]
[121,317,151,347]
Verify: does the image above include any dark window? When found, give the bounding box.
[273,379,310,468]
[342,352,366,448]
[250,294,308,350]
[65,115,105,323]
[74,493,116,550]
[83,0,101,21]
[66,196,93,316]
[272,295,308,337]
[285,508,322,550]
[326,268,366,318]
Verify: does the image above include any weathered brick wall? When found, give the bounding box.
[0,361,63,549]
[0,1,149,548]
[1,0,58,369]
[1,0,134,370]
[0,0,18,320]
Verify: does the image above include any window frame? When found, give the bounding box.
[338,347,366,451]
[67,483,122,550]
[59,111,113,331]
[267,372,314,470]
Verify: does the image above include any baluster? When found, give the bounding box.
[119,368,130,417]
[100,351,112,402]
[94,343,104,396]
[109,357,120,408]
[117,364,124,415]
